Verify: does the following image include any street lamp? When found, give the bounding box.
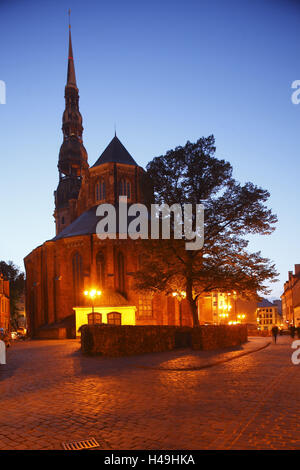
[237,313,246,323]
[172,291,186,326]
[232,291,237,321]
[84,289,102,314]
[219,312,229,324]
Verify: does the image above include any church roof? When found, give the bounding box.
[51,204,149,241]
[94,289,130,307]
[52,206,100,241]
[257,299,276,308]
[92,136,138,167]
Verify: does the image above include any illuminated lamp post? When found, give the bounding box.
[219,312,229,324]
[226,294,233,320]
[172,291,186,326]
[84,289,102,315]
[232,291,237,322]
[237,313,246,323]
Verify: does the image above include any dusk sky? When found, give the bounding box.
[0,0,299,298]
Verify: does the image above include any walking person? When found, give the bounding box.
[271,325,279,344]
[290,325,296,339]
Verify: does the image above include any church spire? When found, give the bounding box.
[55,14,89,234]
[60,12,85,148]
[66,11,77,88]
[57,15,88,180]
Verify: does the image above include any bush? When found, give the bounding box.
[80,325,94,355]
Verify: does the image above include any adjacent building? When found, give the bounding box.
[256,299,283,332]
[16,293,27,332]
[198,291,258,325]
[0,273,10,330]
[281,264,300,327]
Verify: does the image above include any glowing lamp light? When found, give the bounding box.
[172,291,186,300]
[219,313,229,318]
[84,289,102,299]
[237,313,246,323]
[171,291,186,327]
[84,289,102,314]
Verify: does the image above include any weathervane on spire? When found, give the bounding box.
[68,8,71,29]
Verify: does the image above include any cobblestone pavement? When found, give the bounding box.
[0,336,299,450]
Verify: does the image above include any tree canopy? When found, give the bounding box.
[0,260,25,328]
[134,135,278,326]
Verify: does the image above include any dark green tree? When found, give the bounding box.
[0,260,25,329]
[134,135,278,326]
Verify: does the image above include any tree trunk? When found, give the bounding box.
[186,276,199,327]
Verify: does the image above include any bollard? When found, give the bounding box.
[0,340,6,365]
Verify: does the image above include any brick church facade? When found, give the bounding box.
[24,28,187,339]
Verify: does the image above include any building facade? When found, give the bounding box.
[281,264,300,327]
[256,299,283,332]
[197,291,258,325]
[0,274,10,331]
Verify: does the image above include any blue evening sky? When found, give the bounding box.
[0,0,299,299]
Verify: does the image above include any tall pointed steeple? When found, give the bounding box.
[54,14,89,235]
[58,13,88,175]
[67,23,77,88]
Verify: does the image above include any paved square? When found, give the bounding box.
[0,336,299,450]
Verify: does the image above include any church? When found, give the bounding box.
[24,28,184,339]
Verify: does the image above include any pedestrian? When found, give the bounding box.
[290,325,296,339]
[271,325,279,344]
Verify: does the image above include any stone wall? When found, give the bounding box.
[37,327,67,340]
[192,325,248,350]
[81,324,247,357]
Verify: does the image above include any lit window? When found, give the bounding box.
[107,312,121,325]
[88,313,102,325]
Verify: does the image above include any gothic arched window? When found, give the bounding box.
[119,179,131,199]
[96,251,105,288]
[95,179,106,202]
[72,252,83,305]
[117,251,125,294]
